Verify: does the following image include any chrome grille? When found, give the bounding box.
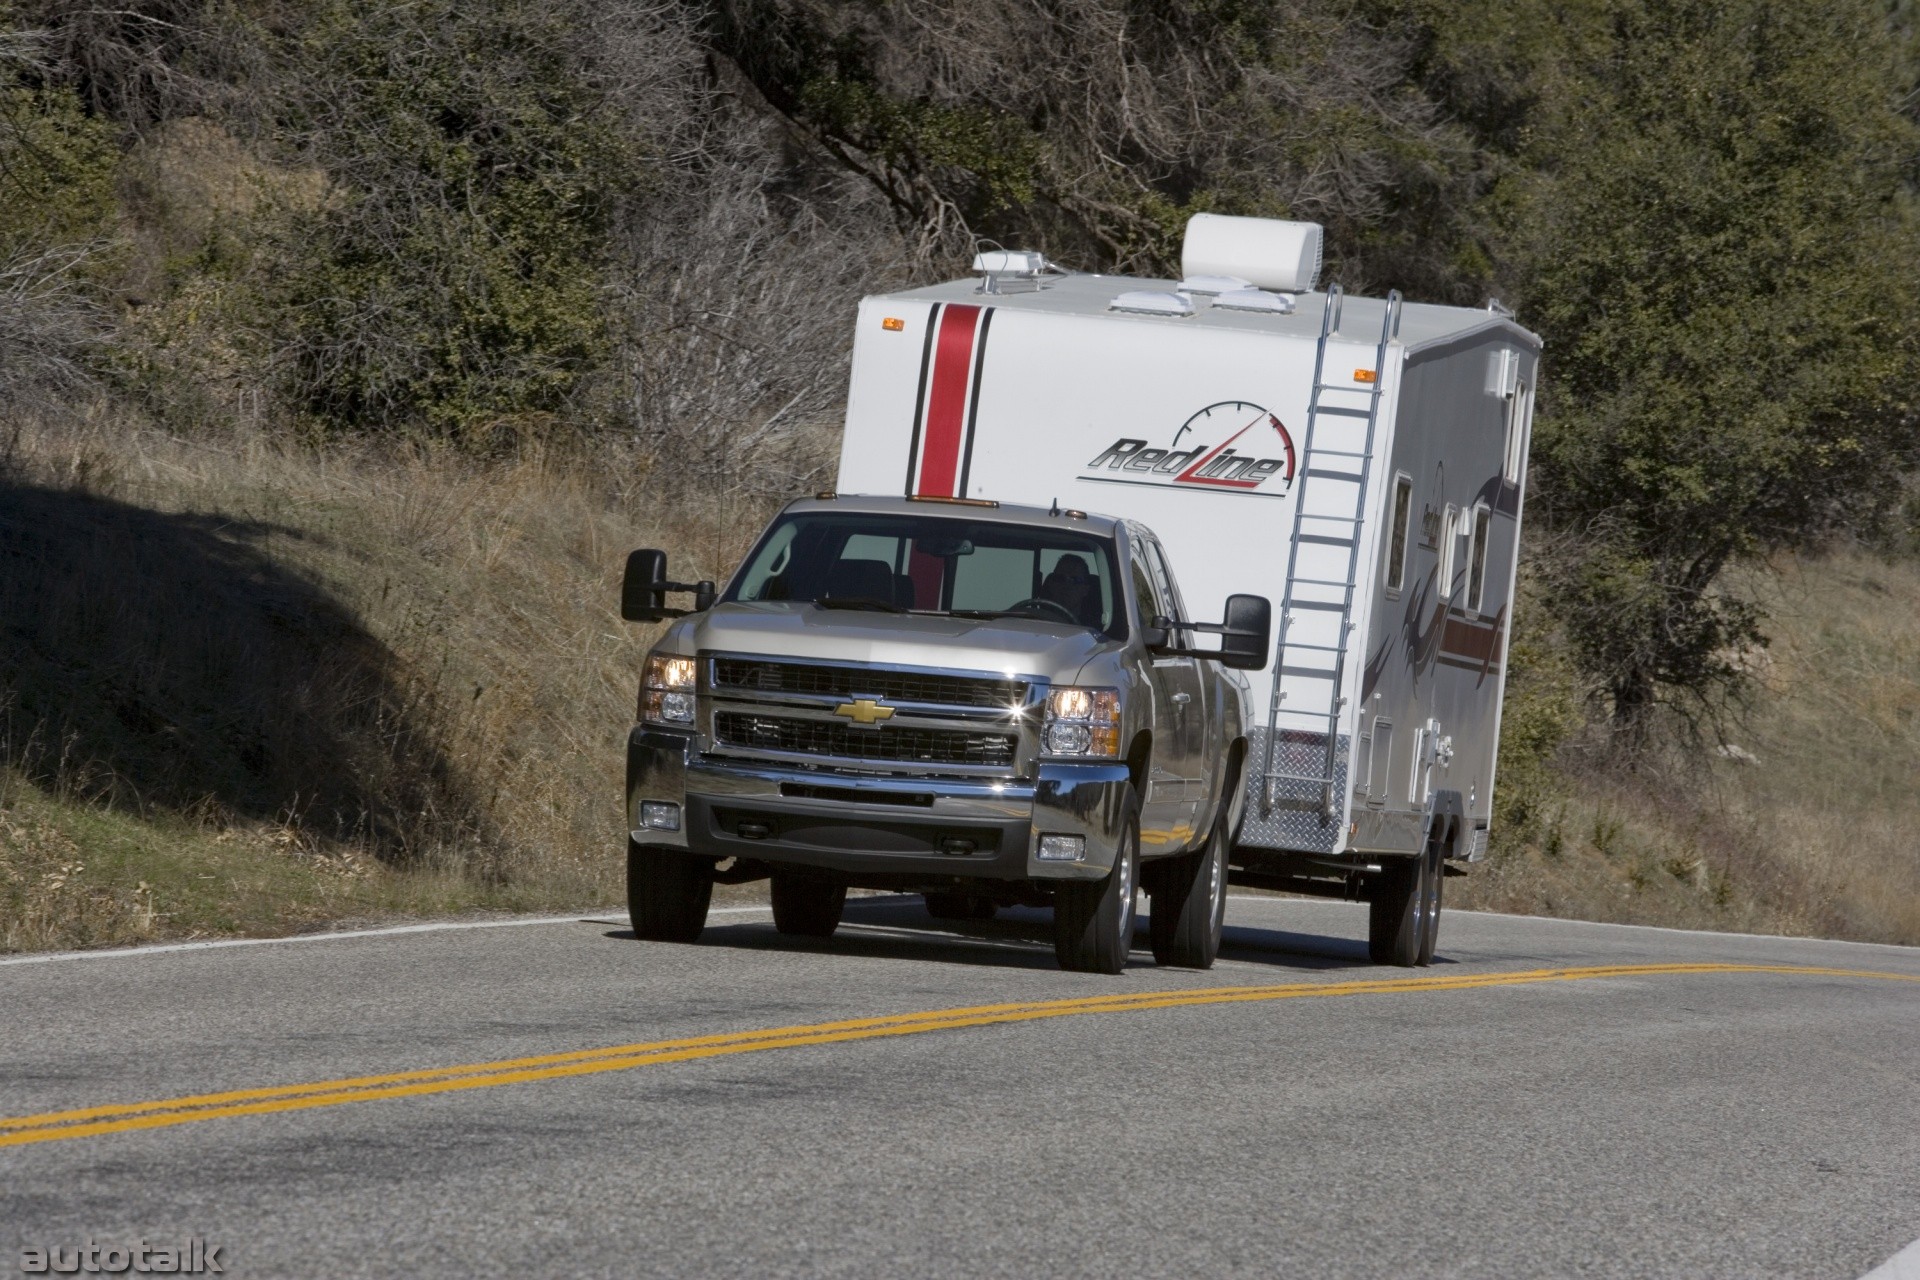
[711,658,1023,710]
[713,713,1017,768]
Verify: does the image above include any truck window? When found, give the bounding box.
[1142,539,1193,645]
[724,511,1124,636]
[1129,544,1166,628]
[1386,475,1413,593]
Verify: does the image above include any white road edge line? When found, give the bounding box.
[0,905,776,967]
[1218,895,1920,953]
[1861,1235,1920,1280]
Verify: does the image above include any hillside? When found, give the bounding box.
[5,416,1916,952]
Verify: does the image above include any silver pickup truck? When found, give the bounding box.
[620,494,1271,973]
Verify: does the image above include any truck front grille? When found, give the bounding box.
[712,658,1024,710]
[713,713,1018,769]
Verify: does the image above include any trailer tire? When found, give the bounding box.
[1367,841,1441,967]
[924,892,996,921]
[1053,791,1139,974]
[627,839,713,943]
[771,874,846,938]
[1149,808,1228,969]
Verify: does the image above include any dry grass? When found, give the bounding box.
[1,409,795,951]
[1455,551,1920,946]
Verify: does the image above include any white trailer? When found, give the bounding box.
[836,215,1539,921]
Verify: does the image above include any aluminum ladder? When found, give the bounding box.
[1260,284,1402,821]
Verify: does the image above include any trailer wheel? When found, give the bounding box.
[1367,840,1441,967]
[771,874,846,938]
[1417,838,1445,966]
[1149,808,1228,969]
[1053,791,1139,974]
[627,839,713,943]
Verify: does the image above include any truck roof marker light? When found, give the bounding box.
[815,490,837,500]
[1109,290,1194,318]
[881,316,905,331]
[1064,509,1087,520]
[907,494,999,508]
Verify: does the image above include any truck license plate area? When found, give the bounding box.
[712,807,1000,855]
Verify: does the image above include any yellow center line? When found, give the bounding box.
[3,962,1913,1149]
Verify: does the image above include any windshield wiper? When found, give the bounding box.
[815,596,907,614]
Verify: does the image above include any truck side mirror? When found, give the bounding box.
[622,549,718,622]
[1217,594,1272,670]
[622,549,670,621]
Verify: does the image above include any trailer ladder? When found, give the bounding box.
[1261,284,1402,821]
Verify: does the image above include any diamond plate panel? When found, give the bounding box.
[1238,726,1349,853]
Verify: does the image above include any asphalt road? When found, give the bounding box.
[3,895,1918,1279]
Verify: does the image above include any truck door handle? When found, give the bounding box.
[1172,692,1192,705]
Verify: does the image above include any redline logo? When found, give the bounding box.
[1080,401,1296,496]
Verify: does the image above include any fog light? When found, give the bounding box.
[640,801,681,832]
[1037,834,1086,863]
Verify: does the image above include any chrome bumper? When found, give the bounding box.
[626,727,1129,882]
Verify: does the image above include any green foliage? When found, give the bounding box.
[0,81,120,259]
[1489,0,1920,726]
[258,0,644,444]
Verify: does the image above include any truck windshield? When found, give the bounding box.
[725,512,1124,636]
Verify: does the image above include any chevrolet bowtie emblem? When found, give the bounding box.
[834,698,896,726]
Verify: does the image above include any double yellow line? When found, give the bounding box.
[3,962,1913,1150]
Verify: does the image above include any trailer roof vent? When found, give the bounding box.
[1108,290,1194,318]
[1176,273,1251,296]
[1181,214,1323,293]
[971,250,1049,277]
[1212,287,1296,315]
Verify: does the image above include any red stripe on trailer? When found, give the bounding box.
[915,304,983,497]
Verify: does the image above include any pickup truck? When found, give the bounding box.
[619,494,1272,973]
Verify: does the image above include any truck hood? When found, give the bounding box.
[671,602,1116,680]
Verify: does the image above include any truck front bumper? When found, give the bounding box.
[626,727,1130,882]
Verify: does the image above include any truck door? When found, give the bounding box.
[1131,538,1203,849]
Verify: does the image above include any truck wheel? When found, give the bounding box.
[627,839,713,943]
[1367,842,1440,967]
[1053,796,1139,974]
[1149,809,1228,969]
[924,892,996,921]
[771,874,847,938]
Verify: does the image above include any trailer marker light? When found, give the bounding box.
[882,316,905,331]
[1354,369,1377,383]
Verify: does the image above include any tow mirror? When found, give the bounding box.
[1217,594,1272,670]
[621,549,716,622]
[1158,595,1272,669]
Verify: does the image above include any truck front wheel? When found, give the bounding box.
[771,874,846,938]
[627,839,713,943]
[1053,792,1139,974]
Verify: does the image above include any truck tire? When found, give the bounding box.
[771,874,846,938]
[1367,841,1440,967]
[1149,808,1228,969]
[627,839,713,943]
[924,892,996,921]
[1053,792,1139,974]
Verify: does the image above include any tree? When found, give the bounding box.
[1486,0,1920,733]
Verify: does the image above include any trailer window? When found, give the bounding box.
[1386,475,1413,593]
[1467,505,1492,613]
[1503,381,1532,484]
[1437,504,1459,600]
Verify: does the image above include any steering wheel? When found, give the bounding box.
[1008,597,1078,624]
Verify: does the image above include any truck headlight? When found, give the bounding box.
[1042,687,1119,757]
[642,653,697,725]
